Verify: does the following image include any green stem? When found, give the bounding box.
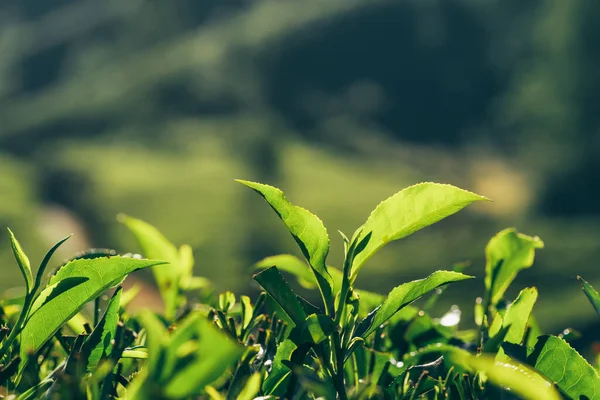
[332,330,348,400]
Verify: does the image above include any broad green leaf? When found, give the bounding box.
[350,183,488,278]
[134,311,244,398]
[7,228,33,294]
[357,271,473,338]
[82,287,122,371]
[489,287,538,345]
[27,277,89,317]
[19,256,165,365]
[578,276,600,315]
[253,266,307,327]
[164,314,244,398]
[119,215,183,319]
[531,335,600,400]
[437,345,561,400]
[237,180,333,312]
[485,229,544,306]
[263,339,297,395]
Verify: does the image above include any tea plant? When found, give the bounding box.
[0,180,598,399]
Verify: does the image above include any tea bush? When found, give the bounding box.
[0,181,598,399]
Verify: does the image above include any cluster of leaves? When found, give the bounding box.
[0,181,599,399]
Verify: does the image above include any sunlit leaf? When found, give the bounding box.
[485,229,543,306]
[350,183,488,279]
[19,256,165,368]
[237,180,334,312]
[7,228,33,294]
[82,287,122,371]
[429,345,561,400]
[356,271,473,338]
[119,215,183,319]
[237,373,262,400]
[530,335,600,400]
[489,287,537,346]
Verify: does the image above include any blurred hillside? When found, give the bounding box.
[1,0,600,334]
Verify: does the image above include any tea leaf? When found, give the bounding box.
[485,229,543,306]
[237,373,262,400]
[82,287,122,371]
[350,183,488,278]
[7,228,33,294]
[530,335,600,400]
[578,276,600,315]
[437,345,561,400]
[253,266,306,327]
[19,256,165,365]
[356,270,473,338]
[237,180,334,313]
[119,215,184,319]
[489,287,538,345]
[255,254,315,289]
[262,339,297,395]
[163,314,244,397]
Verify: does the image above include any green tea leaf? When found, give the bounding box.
[237,180,333,313]
[237,373,262,400]
[240,295,253,330]
[485,229,544,306]
[163,314,244,398]
[436,345,561,400]
[133,311,244,399]
[578,276,600,315]
[82,287,122,371]
[356,271,473,338]
[300,314,335,345]
[119,215,184,319]
[19,256,165,365]
[263,339,297,395]
[253,266,307,327]
[7,228,33,294]
[350,183,488,279]
[489,287,538,345]
[255,254,315,289]
[530,335,600,400]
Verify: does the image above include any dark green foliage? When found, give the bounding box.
[0,180,598,399]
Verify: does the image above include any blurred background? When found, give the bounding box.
[1,0,599,342]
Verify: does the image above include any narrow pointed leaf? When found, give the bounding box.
[19,256,165,365]
[485,229,544,306]
[82,287,122,371]
[350,183,488,278]
[357,271,473,338]
[7,228,33,294]
[237,180,333,311]
[578,276,600,315]
[253,267,306,327]
[530,335,600,400]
